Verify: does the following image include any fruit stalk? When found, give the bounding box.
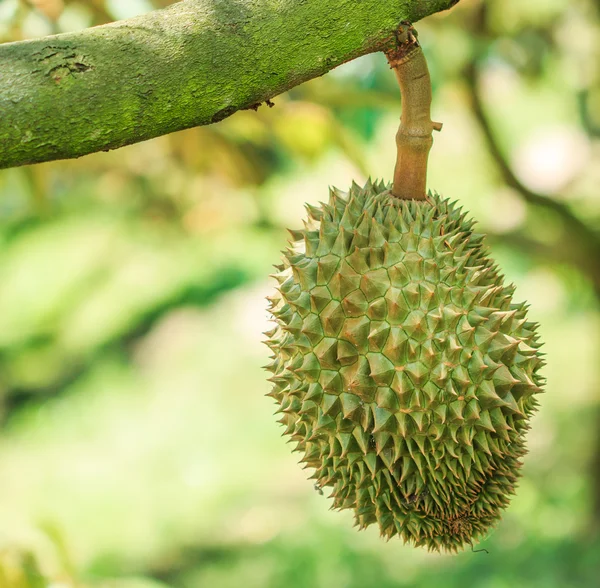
[386,24,441,200]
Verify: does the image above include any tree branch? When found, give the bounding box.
[463,61,600,297]
[0,0,459,169]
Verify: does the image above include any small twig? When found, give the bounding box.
[385,23,442,200]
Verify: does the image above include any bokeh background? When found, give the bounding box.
[0,0,599,586]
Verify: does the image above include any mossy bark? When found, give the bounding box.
[0,0,459,169]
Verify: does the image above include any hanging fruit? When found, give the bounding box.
[265,23,544,553]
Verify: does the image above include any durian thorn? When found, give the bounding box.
[385,23,440,201]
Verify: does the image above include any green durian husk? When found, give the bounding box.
[265,180,544,552]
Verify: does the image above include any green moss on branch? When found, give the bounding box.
[0,0,459,169]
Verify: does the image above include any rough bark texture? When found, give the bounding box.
[0,0,459,169]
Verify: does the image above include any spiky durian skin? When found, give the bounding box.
[265,181,544,552]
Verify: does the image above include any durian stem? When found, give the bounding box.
[386,24,441,200]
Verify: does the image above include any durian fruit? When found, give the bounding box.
[265,24,544,552]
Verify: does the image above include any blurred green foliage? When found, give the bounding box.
[0,0,599,586]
